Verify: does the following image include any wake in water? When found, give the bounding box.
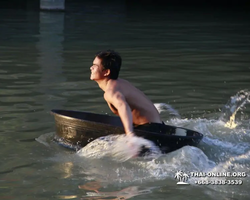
[75,90,249,195]
[74,91,250,162]
[36,89,250,198]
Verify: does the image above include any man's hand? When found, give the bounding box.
[126,131,135,137]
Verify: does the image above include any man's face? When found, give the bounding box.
[90,57,106,81]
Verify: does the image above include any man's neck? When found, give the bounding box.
[96,78,110,92]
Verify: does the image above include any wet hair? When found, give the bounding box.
[95,50,122,80]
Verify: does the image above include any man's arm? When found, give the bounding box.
[104,90,134,135]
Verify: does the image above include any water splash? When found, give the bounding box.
[35,132,54,147]
[77,134,161,162]
[154,103,180,117]
[219,90,250,129]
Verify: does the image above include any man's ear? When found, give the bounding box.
[103,69,110,77]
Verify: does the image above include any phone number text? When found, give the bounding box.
[195,180,243,185]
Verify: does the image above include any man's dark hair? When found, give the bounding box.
[95,50,122,80]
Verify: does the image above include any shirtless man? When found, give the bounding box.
[90,50,162,136]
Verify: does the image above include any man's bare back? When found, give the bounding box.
[105,78,161,125]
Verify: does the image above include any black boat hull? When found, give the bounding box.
[51,109,203,153]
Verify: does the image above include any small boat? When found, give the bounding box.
[51,109,203,153]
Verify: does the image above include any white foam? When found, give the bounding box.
[77,134,161,162]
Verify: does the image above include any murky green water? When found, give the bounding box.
[0,1,250,200]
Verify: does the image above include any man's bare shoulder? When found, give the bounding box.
[104,79,122,95]
[103,88,119,102]
[104,78,133,102]
[104,87,126,105]
[103,89,113,100]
